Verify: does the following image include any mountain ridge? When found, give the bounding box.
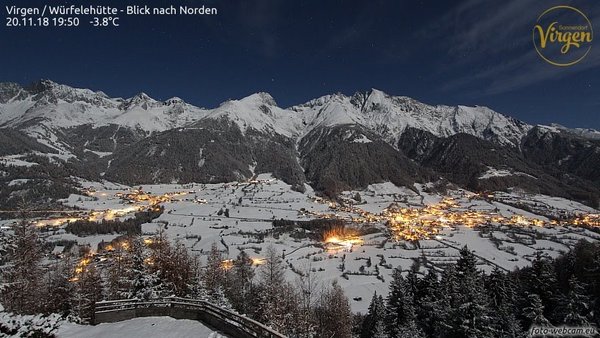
[1,79,598,206]
[3,80,596,143]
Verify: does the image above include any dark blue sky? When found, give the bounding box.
[1,0,599,128]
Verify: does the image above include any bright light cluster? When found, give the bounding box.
[323,228,363,252]
[319,197,598,242]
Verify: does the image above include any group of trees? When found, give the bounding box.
[0,221,201,322]
[65,206,163,236]
[0,220,99,321]
[10,218,599,338]
[103,232,200,301]
[1,221,354,337]
[65,219,141,236]
[0,155,80,218]
[202,243,353,337]
[272,218,346,230]
[359,241,600,338]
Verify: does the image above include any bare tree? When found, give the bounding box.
[316,280,353,338]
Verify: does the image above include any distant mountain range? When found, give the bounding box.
[1,79,599,208]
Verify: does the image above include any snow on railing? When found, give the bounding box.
[94,297,287,338]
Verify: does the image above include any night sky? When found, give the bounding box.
[1,0,599,128]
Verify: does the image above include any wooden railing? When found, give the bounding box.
[93,297,287,338]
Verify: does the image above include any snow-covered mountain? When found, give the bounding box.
[0,80,207,132]
[1,79,599,206]
[200,92,300,137]
[544,123,600,140]
[292,89,531,147]
[0,80,209,155]
[0,80,536,153]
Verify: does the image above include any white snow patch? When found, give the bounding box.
[479,167,535,180]
[85,150,113,157]
[352,134,372,143]
[198,148,205,168]
[8,178,31,186]
[0,155,38,167]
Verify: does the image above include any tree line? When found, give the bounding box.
[0,221,354,338]
[4,218,598,338]
[64,206,163,236]
[202,242,353,337]
[358,241,600,338]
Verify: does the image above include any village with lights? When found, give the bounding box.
[1,175,599,313]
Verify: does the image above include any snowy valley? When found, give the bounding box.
[0,80,599,337]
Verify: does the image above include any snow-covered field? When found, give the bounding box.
[9,174,599,314]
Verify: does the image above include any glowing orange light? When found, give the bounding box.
[221,259,234,271]
[251,257,265,266]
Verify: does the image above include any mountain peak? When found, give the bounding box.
[349,88,390,109]
[241,92,277,107]
[166,96,184,104]
[296,92,348,110]
[368,88,387,97]
[131,92,152,101]
[25,79,61,94]
[123,92,160,109]
[0,80,535,147]
[547,123,600,140]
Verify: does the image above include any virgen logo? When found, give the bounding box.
[533,5,593,66]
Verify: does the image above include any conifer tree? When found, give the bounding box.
[44,255,75,316]
[170,240,198,297]
[226,250,255,314]
[314,280,353,338]
[416,266,446,337]
[129,236,152,299]
[74,265,104,322]
[105,242,131,300]
[256,245,292,333]
[559,275,590,326]
[523,293,552,328]
[449,246,495,338]
[485,267,522,337]
[203,242,226,302]
[526,252,558,320]
[386,268,408,335]
[147,230,175,296]
[1,220,44,314]
[361,292,386,338]
[386,267,423,337]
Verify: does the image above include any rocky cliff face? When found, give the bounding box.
[299,125,430,197]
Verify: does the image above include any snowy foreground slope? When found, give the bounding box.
[57,317,227,338]
[0,305,226,337]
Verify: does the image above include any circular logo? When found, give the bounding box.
[533,5,593,67]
